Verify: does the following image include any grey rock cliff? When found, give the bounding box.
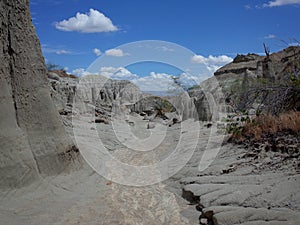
[0,0,77,189]
[214,47,300,79]
[48,74,144,118]
[195,46,300,116]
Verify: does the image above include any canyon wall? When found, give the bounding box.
[0,0,77,189]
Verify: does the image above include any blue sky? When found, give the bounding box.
[30,0,300,91]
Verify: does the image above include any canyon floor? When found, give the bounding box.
[0,114,299,225]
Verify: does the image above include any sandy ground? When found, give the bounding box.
[0,114,299,225]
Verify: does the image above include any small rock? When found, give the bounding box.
[182,189,200,204]
[48,72,60,81]
[147,123,155,129]
[95,117,109,124]
[201,210,214,220]
[200,218,208,225]
[222,165,236,174]
[196,203,205,212]
[205,123,212,128]
[128,121,135,126]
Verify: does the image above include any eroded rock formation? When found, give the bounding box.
[194,46,300,116]
[214,46,300,80]
[49,73,143,118]
[0,0,78,189]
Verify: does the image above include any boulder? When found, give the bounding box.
[47,72,60,81]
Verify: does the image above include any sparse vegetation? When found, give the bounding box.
[222,45,300,116]
[226,113,251,139]
[151,96,175,113]
[226,45,300,151]
[229,111,300,141]
[244,111,300,139]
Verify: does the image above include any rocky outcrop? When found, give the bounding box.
[214,46,300,80]
[188,89,212,121]
[48,73,175,129]
[0,0,78,189]
[129,96,173,114]
[95,77,143,114]
[186,76,230,121]
[214,53,259,77]
[48,72,78,114]
[48,74,144,119]
[197,46,300,115]
[180,142,300,225]
[167,92,199,121]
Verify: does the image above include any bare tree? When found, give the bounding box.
[263,43,270,58]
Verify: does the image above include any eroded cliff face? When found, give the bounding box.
[193,46,300,116]
[0,0,77,189]
[48,73,143,118]
[214,46,300,80]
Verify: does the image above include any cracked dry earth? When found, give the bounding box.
[1,114,299,225]
[180,141,300,225]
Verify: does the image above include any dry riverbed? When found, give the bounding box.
[0,114,299,225]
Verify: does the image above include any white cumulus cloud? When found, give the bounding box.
[191,55,233,73]
[131,72,174,92]
[178,73,204,87]
[93,48,102,56]
[55,9,118,33]
[99,67,138,80]
[105,48,128,57]
[131,72,202,92]
[72,68,92,76]
[263,0,300,7]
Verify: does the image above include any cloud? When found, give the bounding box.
[99,67,138,80]
[42,46,72,55]
[86,66,174,92]
[263,0,300,7]
[93,48,102,56]
[55,9,118,33]
[178,73,205,87]
[98,67,203,92]
[72,65,207,93]
[72,66,137,79]
[191,54,233,73]
[264,34,277,39]
[131,72,174,92]
[72,68,92,76]
[191,55,233,64]
[131,72,203,92]
[105,48,128,57]
[244,4,252,9]
[55,50,71,55]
